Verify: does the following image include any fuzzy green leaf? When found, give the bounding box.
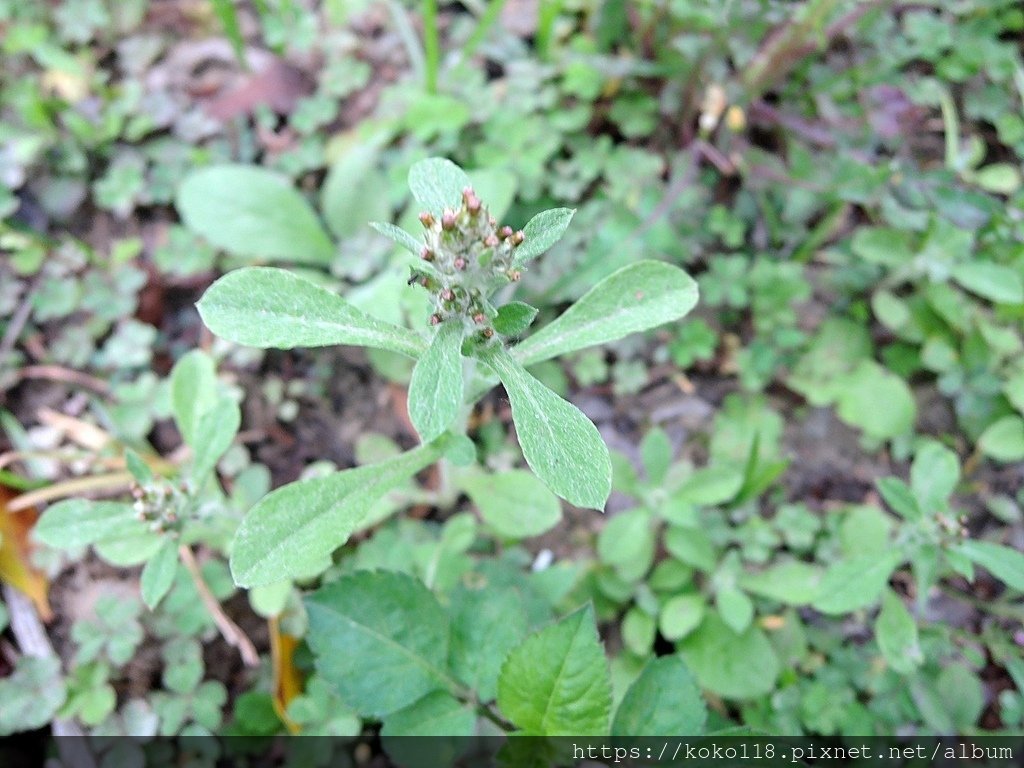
[230,443,442,587]
[512,208,575,266]
[177,165,333,264]
[369,221,424,255]
[321,143,389,240]
[408,158,471,214]
[407,321,463,443]
[956,540,1024,590]
[190,396,240,482]
[448,584,528,703]
[170,350,218,447]
[497,605,612,735]
[514,261,698,366]
[910,440,959,512]
[140,541,178,610]
[951,261,1024,305]
[197,267,423,358]
[812,552,902,615]
[481,346,610,510]
[493,302,539,337]
[612,656,706,736]
[461,469,562,539]
[34,500,138,550]
[305,571,451,717]
[678,613,779,699]
[875,590,922,674]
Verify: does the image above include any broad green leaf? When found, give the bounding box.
[514,261,698,367]
[305,571,451,717]
[190,396,240,482]
[408,158,471,214]
[512,208,575,266]
[875,590,921,674]
[716,587,753,633]
[34,500,137,549]
[739,561,822,605]
[321,143,389,240]
[678,613,779,699]
[956,540,1024,590]
[177,165,333,264]
[462,469,562,539]
[639,428,672,486]
[978,416,1024,462]
[597,509,655,582]
[0,656,67,735]
[674,465,744,506]
[197,267,423,358]
[170,350,218,447]
[497,605,612,735]
[611,656,706,736]
[407,321,463,443]
[448,584,528,702]
[951,261,1024,305]
[659,595,705,641]
[622,608,655,655]
[1004,370,1024,415]
[937,664,985,731]
[230,442,442,587]
[812,552,902,615]
[493,302,539,337]
[94,531,164,567]
[481,346,610,510]
[664,526,716,571]
[910,440,959,512]
[140,541,178,610]
[369,221,424,255]
[973,163,1022,195]
[381,691,474,737]
[834,360,916,440]
[839,505,893,558]
[876,477,921,521]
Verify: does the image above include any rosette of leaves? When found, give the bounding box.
[191,157,698,588]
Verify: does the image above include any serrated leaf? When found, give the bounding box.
[449,584,528,703]
[462,469,562,539]
[177,165,333,264]
[381,691,474,737]
[678,613,779,699]
[497,605,611,735]
[408,157,471,213]
[33,500,138,549]
[612,656,706,736]
[305,571,451,718]
[512,208,575,266]
[197,267,423,358]
[493,302,539,337]
[514,261,698,366]
[140,540,178,610]
[230,443,442,587]
[875,590,921,674]
[956,540,1024,590]
[812,552,902,615]
[407,321,463,443]
[481,346,610,510]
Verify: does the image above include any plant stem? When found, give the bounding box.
[8,472,134,511]
[179,545,261,667]
[462,0,508,59]
[536,0,562,61]
[423,0,440,94]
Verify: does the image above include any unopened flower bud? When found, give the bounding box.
[489,216,497,226]
[419,211,435,227]
[473,313,486,324]
[506,269,521,281]
[441,210,457,230]
[440,288,455,302]
[511,230,525,245]
[420,247,434,261]
[499,225,513,239]
[453,257,467,270]
[481,328,494,339]
[484,234,499,248]
[430,313,442,325]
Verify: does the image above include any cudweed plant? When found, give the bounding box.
[196,158,698,588]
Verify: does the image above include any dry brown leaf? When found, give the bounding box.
[0,486,53,621]
[269,617,303,734]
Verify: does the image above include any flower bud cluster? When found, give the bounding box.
[410,187,525,342]
[130,478,191,536]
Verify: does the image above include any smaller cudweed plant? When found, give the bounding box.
[195,158,698,588]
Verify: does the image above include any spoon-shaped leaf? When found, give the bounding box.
[197,267,423,358]
[480,345,610,510]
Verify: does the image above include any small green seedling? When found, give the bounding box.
[195,157,698,587]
